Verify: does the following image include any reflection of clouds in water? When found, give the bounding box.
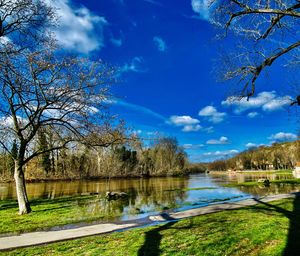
[186,187,249,203]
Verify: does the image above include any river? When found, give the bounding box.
[0,172,299,221]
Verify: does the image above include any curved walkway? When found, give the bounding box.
[0,193,298,251]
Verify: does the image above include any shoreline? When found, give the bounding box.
[0,171,207,184]
[0,192,298,251]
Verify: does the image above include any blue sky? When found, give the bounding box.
[52,0,299,162]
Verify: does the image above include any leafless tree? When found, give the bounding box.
[0,47,125,214]
[0,0,126,214]
[0,0,55,53]
[212,0,300,104]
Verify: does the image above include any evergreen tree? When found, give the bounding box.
[38,130,51,175]
[8,140,18,176]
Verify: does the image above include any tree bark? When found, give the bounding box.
[14,161,31,215]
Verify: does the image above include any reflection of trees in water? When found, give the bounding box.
[238,184,300,197]
[1,177,189,218]
[78,178,189,218]
[227,173,294,183]
[79,197,131,218]
[0,183,14,200]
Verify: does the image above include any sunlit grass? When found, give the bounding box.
[2,198,298,256]
[0,195,122,234]
[224,178,300,188]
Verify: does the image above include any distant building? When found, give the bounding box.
[295,162,300,172]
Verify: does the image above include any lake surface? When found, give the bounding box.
[1,172,299,222]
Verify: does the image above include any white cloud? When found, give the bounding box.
[133,130,142,136]
[203,126,214,134]
[169,115,200,126]
[182,124,202,132]
[206,136,229,145]
[245,142,257,148]
[146,131,160,136]
[47,0,107,54]
[153,36,167,52]
[247,112,258,118]
[119,57,146,74]
[268,132,298,142]
[191,0,214,20]
[203,149,239,157]
[222,91,291,114]
[0,36,11,46]
[168,115,202,132]
[198,106,226,123]
[110,37,122,47]
[183,144,204,149]
[0,115,27,129]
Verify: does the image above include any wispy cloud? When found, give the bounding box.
[110,37,122,47]
[203,149,239,157]
[108,99,166,121]
[247,112,259,118]
[144,0,163,6]
[245,142,257,148]
[206,136,229,145]
[268,132,298,142]
[119,57,147,74]
[191,0,214,21]
[183,144,204,149]
[182,124,202,132]
[168,115,202,132]
[47,0,107,54]
[198,106,226,123]
[153,36,167,52]
[222,91,292,114]
[133,129,142,135]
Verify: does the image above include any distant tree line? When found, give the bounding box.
[208,141,300,171]
[0,134,194,181]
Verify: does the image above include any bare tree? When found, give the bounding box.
[0,0,54,52]
[0,47,124,214]
[212,0,300,103]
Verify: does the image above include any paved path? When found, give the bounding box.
[0,193,298,251]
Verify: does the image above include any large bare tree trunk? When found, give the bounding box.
[14,161,31,215]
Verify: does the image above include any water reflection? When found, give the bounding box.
[224,172,294,183]
[1,173,300,222]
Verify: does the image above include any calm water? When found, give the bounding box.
[0,173,299,221]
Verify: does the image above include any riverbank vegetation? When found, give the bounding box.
[224,178,300,188]
[0,136,194,182]
[208,140,300,172]
[2,197,300,255]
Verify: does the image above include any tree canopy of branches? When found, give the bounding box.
[212,0,300,104]
[0,0,124,214]
[0,0,54,52]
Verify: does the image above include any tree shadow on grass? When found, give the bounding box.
[253,193,300,255]
[137,213,193,256]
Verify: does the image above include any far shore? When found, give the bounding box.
[0,171,204,184]
[209,169,293,175]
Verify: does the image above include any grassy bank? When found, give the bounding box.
[210,170,293,175]
[0,195,123,235]
[224,178,300,188]
[2,197,300,255]
[237,170,293,175]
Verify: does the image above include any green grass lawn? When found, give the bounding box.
[0,195,123,234]
[2,197,300,256]
[224,178,300,188]
[235,170,293,175]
